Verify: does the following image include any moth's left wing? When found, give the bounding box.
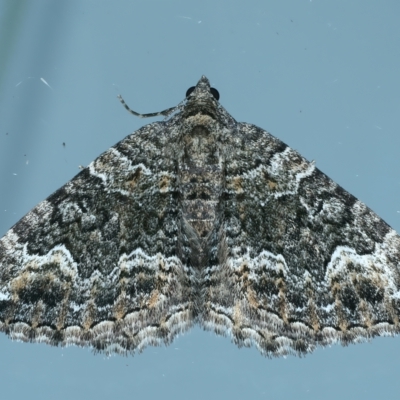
[0,121,196,354]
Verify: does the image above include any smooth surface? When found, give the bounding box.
[0,1,399,399]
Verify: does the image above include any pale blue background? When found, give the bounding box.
[1,1,400,399]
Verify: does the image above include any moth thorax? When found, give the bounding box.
[180,125,223,240]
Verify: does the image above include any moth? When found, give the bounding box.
[0,76,399,357]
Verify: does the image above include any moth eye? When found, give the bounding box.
[186,86,195,98]
[210,87,220,100]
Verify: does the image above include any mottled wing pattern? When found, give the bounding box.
[0,120,196,354]
[1,75,400,358]
[202,122,400,357]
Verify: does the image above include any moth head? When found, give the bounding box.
[183,76,220,119]
[185,76,220,101]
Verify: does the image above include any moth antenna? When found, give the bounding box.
[117,95,176,118]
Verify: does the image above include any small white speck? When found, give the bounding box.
[40,77,53,90]
[13,173,17,176]
[0,292,10,300]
